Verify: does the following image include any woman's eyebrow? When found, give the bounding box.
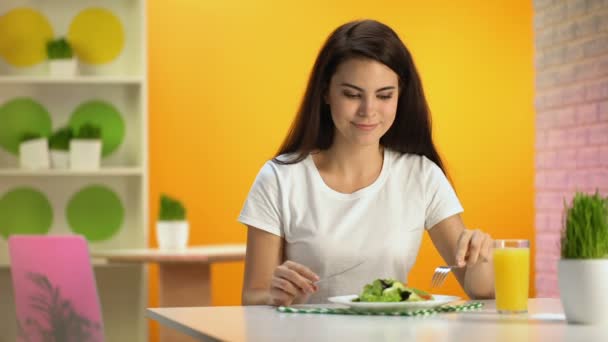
[340,83,396,92]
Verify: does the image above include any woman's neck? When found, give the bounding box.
[315,141,384,183]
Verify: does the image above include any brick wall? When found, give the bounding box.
[534,0,608,297]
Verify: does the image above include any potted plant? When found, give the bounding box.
[49,126,72,169]
[19,132,50,169]
[47,37,77,77]
[558,191,608,324]
[156,194,189,250]
[69,122,102,170]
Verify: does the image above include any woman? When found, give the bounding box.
[239,19,494,306]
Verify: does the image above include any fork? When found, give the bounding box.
[430,265,463,288]
[314,260,365,285]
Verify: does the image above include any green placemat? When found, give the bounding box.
[277,302,483,316]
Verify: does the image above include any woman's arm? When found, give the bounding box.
[428,214,495,299]
[242,226,283,305]
[242,226,318,305]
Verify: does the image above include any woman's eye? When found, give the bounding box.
[343,92,360,99]
[378,94,393,100]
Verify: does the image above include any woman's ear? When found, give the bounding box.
[323,86,330,104]
[322,82,330,104]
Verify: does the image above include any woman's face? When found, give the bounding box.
[326,58,399,148]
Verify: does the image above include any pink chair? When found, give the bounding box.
[8,235,104,342]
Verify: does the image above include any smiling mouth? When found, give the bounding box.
[353,123,378,131]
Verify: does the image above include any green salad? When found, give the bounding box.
[354,279,434,302]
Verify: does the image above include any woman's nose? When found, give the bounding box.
[358,98,376,117]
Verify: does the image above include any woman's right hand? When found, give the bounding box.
[269,260,319,306]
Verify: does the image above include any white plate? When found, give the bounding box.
[327,294,461,312]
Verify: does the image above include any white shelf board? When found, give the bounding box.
[0,76,143,85]
[0,167,144,176]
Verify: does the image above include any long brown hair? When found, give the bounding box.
[273,19,447,174]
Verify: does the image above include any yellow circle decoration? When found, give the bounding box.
[67,8,125,64]
[0,8,53,67]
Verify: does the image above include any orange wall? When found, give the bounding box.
[148,0,534,338]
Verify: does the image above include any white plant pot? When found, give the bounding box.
[70,139,102,170]
[558,259,608,324]
[19,138,49,169]
[50,150,69,169]
[156,221,189,250]
[49,59,78,77]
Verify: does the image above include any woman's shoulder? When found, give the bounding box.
[387,148,429,166]
[255,152,309,179]
[386,149,441,175]
[272,152,306,164]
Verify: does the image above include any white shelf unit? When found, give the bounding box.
[0,1,149,341]
[0,167,144,176]
[0,76,144,85]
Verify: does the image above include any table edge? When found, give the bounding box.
[92,254,245,264]
[146,308,222,342]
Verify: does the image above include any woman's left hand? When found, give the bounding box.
[455,229,493,267]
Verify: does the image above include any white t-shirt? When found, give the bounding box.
[238,148,463,303]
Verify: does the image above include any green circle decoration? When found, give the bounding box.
[66,185,124,241]
[69,100,125,157]
[0,188,53,240]
[0,98,52,155]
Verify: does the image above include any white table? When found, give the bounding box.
[146,299,608,341]
[92,245,246,342]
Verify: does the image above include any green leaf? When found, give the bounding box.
[74,122,101,140]
[561,191,608,259]
[49,126,73,151]
[159,194,186,221]
[46,37,73,60]
[20,132,43,143]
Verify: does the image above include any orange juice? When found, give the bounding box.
[493,247,530,313]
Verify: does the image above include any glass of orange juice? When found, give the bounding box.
[493,239,530,313]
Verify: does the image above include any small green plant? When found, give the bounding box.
[561,191,608,259]
[49,127,73,151]
[159,194,186,221]
[74,122,102,140]
[20,132,43,143]
[47,38,73,60]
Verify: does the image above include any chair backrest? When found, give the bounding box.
[8,235,104,342]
